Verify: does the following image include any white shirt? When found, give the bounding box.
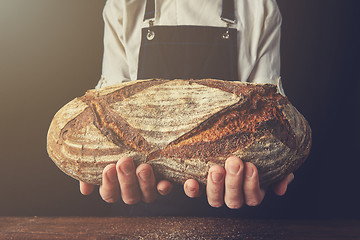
[96,0,283,93]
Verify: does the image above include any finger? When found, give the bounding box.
[116,157,141,205]
[273,173,295,196]
[99,164,121,203]
[157,180,173,196]
[243,162,265,206]
[136,164,157,203]
[184,179,200,198]
[206,165,225,208]
[79,181,95,195]
[224,156,245,209]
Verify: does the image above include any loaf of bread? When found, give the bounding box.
[47,79,311,187]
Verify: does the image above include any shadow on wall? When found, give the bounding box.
[0,0,109,216]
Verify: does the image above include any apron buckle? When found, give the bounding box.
[222,23,231,40]
[221,18,236,40]
[147,20,155,40]
[147,30,155,40]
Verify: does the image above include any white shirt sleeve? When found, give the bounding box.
[237,0,284,95]
[239,0,282,83]
[96,0,131,89]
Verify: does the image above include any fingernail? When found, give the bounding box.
[226,161,240,175]
[188,187,197,192]
[120,162,133,175]
[245,166,254,178]
[185,182,197,193]
[158,189,168,195]
[106,168,118,183]
[158,187,171,196]
[138,169,151,181]
[211,172,224,183]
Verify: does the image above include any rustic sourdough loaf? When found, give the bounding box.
[47,79,311,187]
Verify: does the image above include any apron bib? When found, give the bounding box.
[137,0,239,81]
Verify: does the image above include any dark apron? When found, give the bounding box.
[137,0,239,81]
[112,0,262,217]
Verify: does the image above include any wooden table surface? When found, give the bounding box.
[0,217,359,240]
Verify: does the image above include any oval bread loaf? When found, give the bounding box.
[47,79,312,187]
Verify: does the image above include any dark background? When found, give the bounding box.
[0,0,359,219]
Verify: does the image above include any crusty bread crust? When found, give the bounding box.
[47,79,311,187]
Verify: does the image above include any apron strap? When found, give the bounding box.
[143,0,236,23]
[143,0,155,21]
[221,0,236,24]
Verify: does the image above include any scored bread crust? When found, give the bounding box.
[47,79,312,187]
